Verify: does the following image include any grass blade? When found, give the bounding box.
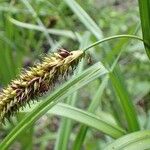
[138,0,150,59]
[0,31,16,85]
[64,0,103,39]
[8,17,77,40]
[21,0,54,46]
[109,67,140,132]
[105,130,150,150]
[21,102,126,139]
[49,103,126,138]
[73,76,109,150]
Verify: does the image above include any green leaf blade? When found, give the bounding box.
[109,67,140,132]
[50,103,126,138]
[73,76,109,150]
[105,130,150,150]
[138,0,150,59]
[64,0,103,39]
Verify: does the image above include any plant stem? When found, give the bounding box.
[83,34,143,52]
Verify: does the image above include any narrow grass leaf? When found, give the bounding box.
[21,0,54,46]
[73,76,109,150]
[64,0,103,39]
[49,103,126,138]
[109,67,140,132]
[104,130,150,150]
[138,0,150,59]
[21,102,125,140]
[0,32,16,85]
[9,17,77,40]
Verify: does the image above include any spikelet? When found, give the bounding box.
[0,49,84,123]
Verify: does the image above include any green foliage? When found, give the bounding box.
[0,0,149,149]
[138,0,150,59]
[109,68,140,132]
[104,130,150,150]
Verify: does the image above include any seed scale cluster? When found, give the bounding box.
[0,49,83,122]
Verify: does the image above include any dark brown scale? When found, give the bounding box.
[16,89,23,96]
[28,77,40,85]
[58,49,70,58]
[39,82,50,93]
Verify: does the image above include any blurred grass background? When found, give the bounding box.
[0,0,150,150]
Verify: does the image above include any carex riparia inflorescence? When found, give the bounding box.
[0,49,83,122]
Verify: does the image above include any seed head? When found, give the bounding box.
[0,49,83,123]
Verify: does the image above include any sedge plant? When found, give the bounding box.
[0,0,150,150]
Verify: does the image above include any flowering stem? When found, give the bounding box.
[83,34,143,52]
